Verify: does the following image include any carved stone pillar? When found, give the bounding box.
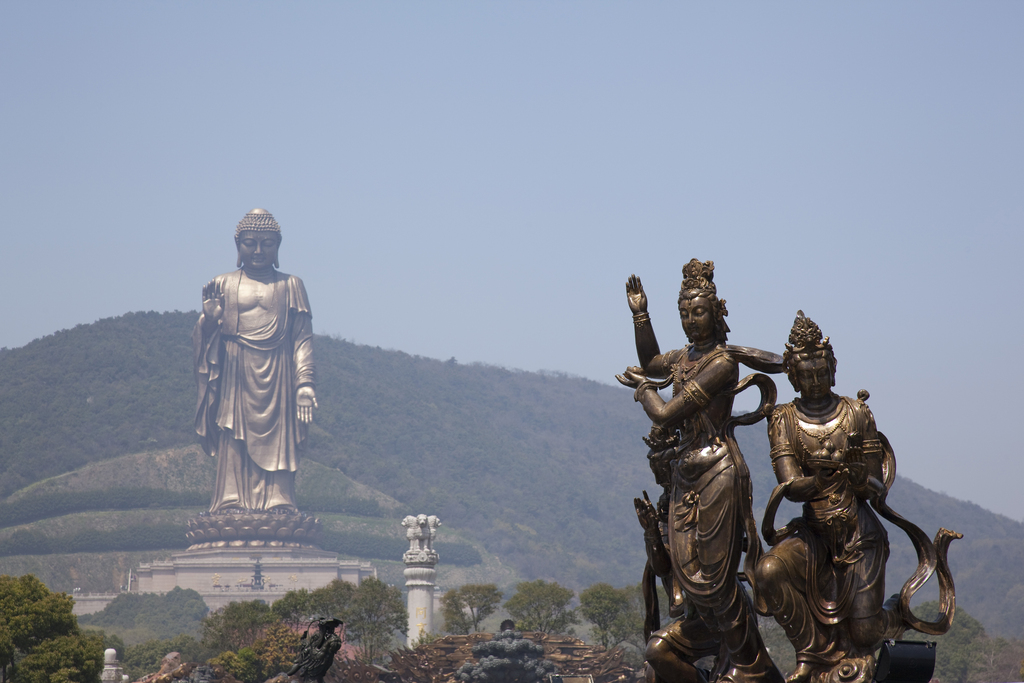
[402,514,440,646]
[100,649,124,683]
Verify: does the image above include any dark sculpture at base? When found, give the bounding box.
[754,312,960,683]
[455,629,556,683]
[345,631,634,683]
[288,618,343,683]
[617,260,784,683]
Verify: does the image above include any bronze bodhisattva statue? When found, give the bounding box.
[754,312,960,683]
[617,259,785,683]
[186,209,322,549]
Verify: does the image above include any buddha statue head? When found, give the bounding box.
[677,258,730,344]
[234,208,282,270]
[783,310,837,398]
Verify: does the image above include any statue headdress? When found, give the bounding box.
[783,310,836,390]
[235,208,282,268]
[235,208,281,238]
[678,258,730,342]
[680,258,717,297]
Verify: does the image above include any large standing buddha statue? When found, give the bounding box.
[187,208,321,549]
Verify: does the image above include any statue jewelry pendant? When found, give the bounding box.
[797,403,848,445]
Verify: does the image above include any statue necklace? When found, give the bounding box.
[672,344,724,390]
[796,400,848,446]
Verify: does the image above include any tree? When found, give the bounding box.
[251,623,299,679]
[201,600,279,652]
[0,574,102,683]
[210,622,300,683]
[579,583,632,649]
[78,631,125,664]
[15,634,104,683]
[441,592,471,635]
[504,580,579,635]
[210,648,258,683]
[273,581,355,633]
[271,589,314,629]
[346,578,407,665]
[442,584,503,634]
[905,601,986,683]
[613,584,646,657]
[970,636,1022,683]
[308,580,355,622]
[77,587,209,643]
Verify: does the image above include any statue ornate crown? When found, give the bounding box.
[680,258,717,296]
[785,310,832,354]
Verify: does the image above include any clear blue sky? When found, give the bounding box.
[2,3,1022,519]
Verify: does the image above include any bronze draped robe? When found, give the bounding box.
[767,398,888,626]
[194,270,315,512]
[757,398,888,667]
[645,345,777,680]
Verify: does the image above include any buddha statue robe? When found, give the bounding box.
[193,268,314,513]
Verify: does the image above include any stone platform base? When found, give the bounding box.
[134,546,375,610]
[185,511,322,550]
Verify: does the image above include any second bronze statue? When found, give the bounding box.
[756,311,960,683]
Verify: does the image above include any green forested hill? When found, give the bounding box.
[0,312,196,495]
[2,312,1024,639]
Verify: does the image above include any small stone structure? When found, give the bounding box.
[100,648,126,683]
[134,548,376,610]
[402,514,440,645]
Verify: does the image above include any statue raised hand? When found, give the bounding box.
[201,279,224,331]
[626,274,648,315]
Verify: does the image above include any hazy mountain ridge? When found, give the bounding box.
[1,311,1022,637]
[0,311,654,588]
